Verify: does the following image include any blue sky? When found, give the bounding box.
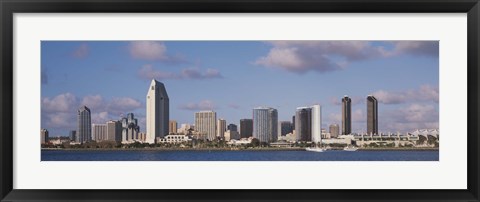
[41,41,439,136]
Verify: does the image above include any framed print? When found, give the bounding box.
[1,0,479,201]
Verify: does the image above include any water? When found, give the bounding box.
[41,150,439,161]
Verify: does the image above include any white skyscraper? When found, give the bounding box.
[146,79,169,144]
[311,104,322,143]
[195,111,217,141]
[217,119,226,138]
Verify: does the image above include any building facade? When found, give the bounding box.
[77,106,92,143]
[92,124,107,142]
[169,120,178,134]
[227,123,237,132]
[342,96,352,135]
[295,107,312,142]
[69,130,76,142]
[367,95,378,135]
[195,111,217,141]
[41,129,49,144]
[239,119,253,138]
[121,113,140,143]
[279,121,293,137]
[217,119,226,138]
[146,79,169,144]
[253,107,278,143]
[106,120,122,142]
[329,124,340,138]
[311,104,322,143]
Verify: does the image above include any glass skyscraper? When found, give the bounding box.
[367,95,378,135]
[253,107,278,143]
[342,96,352,135]
[240,119,253,138]
[77,106,91,143]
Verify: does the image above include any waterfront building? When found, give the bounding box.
[69,130,76,142]
[329,124,340,138]
[146,79,169,144]
[137,132,147,142]
[217,119,226,138]
[77,106,92,143]
[227,123,237,132]
[311,104,322,143]
[41,129,49,144]
[292,115,295,130]
[367,95,378,135]
[169,120,178,134]
[195,111,217,141]
[157,133,191,144]
[253,107,278,143]
[178,123,194,134]
[295,107,312,141]
[279,121,293,137]
[121,113,140,143]
[342,96,352,135]
[106,120,122,142]
[239,119,253,138]
[224,130,240,141]
[92,124,107,142]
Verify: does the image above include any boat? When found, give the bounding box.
[343,145,358,151]
[305,147,326,152]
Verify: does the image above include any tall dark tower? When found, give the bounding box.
[367,95,378,135]
[342,96,352,135]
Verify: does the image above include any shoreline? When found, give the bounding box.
[41,147,439,152]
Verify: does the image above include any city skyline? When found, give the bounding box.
[41,41,439,136]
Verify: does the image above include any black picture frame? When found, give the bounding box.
[1,0,479,201]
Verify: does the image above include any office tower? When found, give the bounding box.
[69,130,76,142]
[311,104,322,143]
[217,119,226,138]
[106,120,122,142]
[292,115,295,130]
[41,129,49,144]
[279,121,293,136]
[195,111,217,141]
[253,107,278,143]
[121,113,140,142]
[146,79,169,144]
[329,124,340,138]
[169,120,178,134]
[77,106,92,143]
[240,119,253,138]
[92,124,107,142]
[342,96,352,135]
[295,107,312,141]
[227,123,237,132]
[367,95,378,135]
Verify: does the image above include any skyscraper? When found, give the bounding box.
[227,123,237,132]
[240,119,253,138]
[217,119,226,138]
[106,120,122,142]
[295,107,312,141]
[69,130,76,142]
[367,95,378,135]
[41,129,49,144]
[169,120,177,134]
[146,79,169,144]
[279,121,293,136]
[342,96,352,135]
[77,106,92,143]
[292,115,295,130]
[253,107,278,143]
[92,124,107,142]
[329,124,340,138]
[311,105,322,143]
[121,113,140,142]
[195,111,217,141]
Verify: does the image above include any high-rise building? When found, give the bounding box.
[106,120,122,142]
[227,123,237,132]
[217,119,226,138]
[41,129,49,144]
[295,107,312,141]
[77,106,92,143]
[253,107,278,143]
[169,120,177,134]
[311,105,322,143]
[121,113,140,143]
[342,96,352,135]
[146,79,169,144]
[195,111,217,141]
[92,124,107,142]
[329,124,340,138]
[224,130,240,141]
[240,119,253,138]
[69,130,76,142]
[292,115,295,130]
[279,121,293,136]
[367,95,378,135]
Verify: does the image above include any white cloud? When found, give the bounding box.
[179,100,216,111]
[42,93,78,113]
[138,64,223,80]
[129,41,168,61]
[80,95,104,109]
[372,84,439,104]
